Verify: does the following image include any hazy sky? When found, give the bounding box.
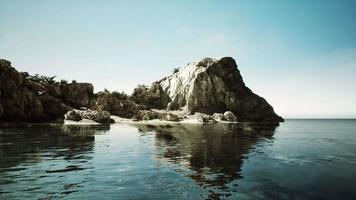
[1,0,356,118]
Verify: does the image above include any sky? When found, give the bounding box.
[1,0,356,118]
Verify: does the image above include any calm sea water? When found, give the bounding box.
[0,120,355,200]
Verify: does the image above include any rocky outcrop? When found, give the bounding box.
[91,91,145,118]
[0,60,48,122]
[157,57,283,122]
[0,59,93,122]
[1,56,283,123]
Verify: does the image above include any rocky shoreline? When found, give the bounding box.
[0,57,283,124]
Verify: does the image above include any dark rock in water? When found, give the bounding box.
[61,83,94,108]
[157,57,283,122]
[65,109,112,123]
[91,91,144,118]
[131,82,171,109]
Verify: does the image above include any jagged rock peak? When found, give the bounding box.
[158,57,283,122]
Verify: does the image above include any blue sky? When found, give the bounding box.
[1,0,356,118]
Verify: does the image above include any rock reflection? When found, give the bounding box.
[135,123,278,199]
[0,124,109,170]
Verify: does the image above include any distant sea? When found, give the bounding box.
[0,119,355,200]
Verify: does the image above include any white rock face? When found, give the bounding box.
[158,57,283,122]
[160,58,221,112]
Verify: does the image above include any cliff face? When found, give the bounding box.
[0,59,94,122]
[158,57,283,122]
[0,60,46,121]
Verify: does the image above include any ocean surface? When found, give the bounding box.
[0,119,355,200]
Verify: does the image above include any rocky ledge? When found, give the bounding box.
[0,57,283,124]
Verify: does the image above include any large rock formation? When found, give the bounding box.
[157,57,283,122]
[0,59,94,122]
[0,60,48,122]
[1,57,283,123]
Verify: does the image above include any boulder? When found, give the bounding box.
[133,110,162,121]
[212,113,225,121]
[224,111,237,122]
[65,109,112,123]
[163,113,180,122]
[158,57,283,122]
[65,110,82,121]
[91,110,112,123]
[188,112,215,124]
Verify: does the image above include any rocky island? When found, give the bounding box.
[0,57,283,124]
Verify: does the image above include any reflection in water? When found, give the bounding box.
[1,121,356,199]
[0,124,109,198]
[135,123,278,199]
